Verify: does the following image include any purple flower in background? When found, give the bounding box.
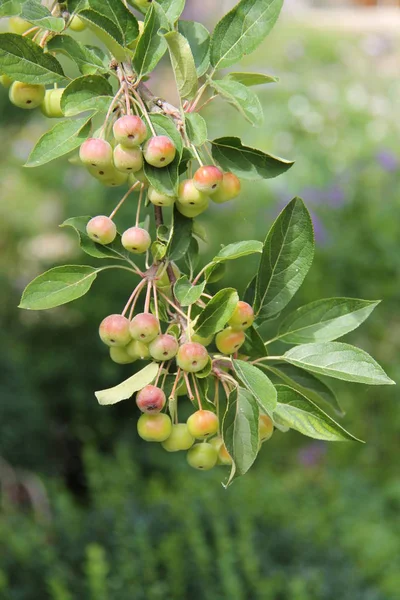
[298,442,327,468]
[326,184,346,207]
[376,150,398,173]
[310,210,328,246]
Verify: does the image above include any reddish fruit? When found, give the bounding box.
[162,424,195,452]
[129,313,159,343]
[187,410,219,440]
[80,138,113,168]
[211,172,241,204]
[149,334,179,361]
[228,301,255,331]
[187,443,218,470]
[86,215,117,245]
[177,342,209,373]
[99,314,131,347]
[137,413,172,442]
[218,444,232,465]
[112,115,147,147]
[193,166,223,195]
[136,385,166,413]
[121,227,151,254]
[113,144,143,173]
[215,327,245,355]
[143,135,176,168]
[259,415,274,442]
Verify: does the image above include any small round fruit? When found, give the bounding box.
[86,215,117,245]
[178,179,208,208]
[176,199,209,218]
[121,227,151,254]
[228,301,255,331]
[155,263,181,290]
[187,443,218,470]
[193,166,223,195]
[177,342,208,373]
[9,81,45,109]
[136,385,166,414]
[9,16,31,34]
[126,339,150,360]
[129,168,149,186]
[211,172,241,204]
[0,74,13,88]
[148,186,175,207]
[101,170,128,187]
[187,410,219,440]
[143,135,176,168]
[218,444,232,466]
[162,424,195,452]
[40,88,64,118]
[109,346,136,365]
[191,331,214,347]
[209,436,223,453]
[149,334,179,361]
[80,138,113,168]
[259,415,274,442]
[113,144,143,173]
[215,327,245,355]
[69,15,86,32]
[133,0,153,9]
[137,413,172,442]
[113,115,147,147]
[129,313,159,343]
[99,314,131,347]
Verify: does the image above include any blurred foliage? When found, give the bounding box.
[1,17,399,600]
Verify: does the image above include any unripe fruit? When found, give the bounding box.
[187,410,219,440]
[129,313,159,343]
[176,199,209,219]
[218,444,232,465]
[0,74,13,88]
[113,115,147,147]
[215,327,245,355]
[177,342,209,373]
[86,215,117,245]
[148,186,176,207]
[128,20,145,50]
[9,81,45,109]
[113,144,143,173]
[187,443,218,470]
[129,169,148,185]
[211,172,241,204]
[99,314,131,347]
[9,17,31,34]
[101,170,128,187]
[209,436,223,453]
[126,339,150,360]
[137,413,172,442]
[178,179,208,207]
[228,301,255,331]
[193,166,223,195]
[149,334,179,361]
[133,0,153,9]
[143,135,176,168]
[136,385,166,413]
[162,424,195,452]
[259,414,274,442]
[155,263,181,290]
[40,88,64,118]
[80,138,113,168]
[121,227,151,254]
[191,331,214,347]
[69,15,86,32]
[109,346,136,365]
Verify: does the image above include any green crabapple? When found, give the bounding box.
[99,314,131,347]
[69,15,86,32]
[113,144,143,173]
[148,187,176,207]
[0,74,13,88]
[136,385,166,413]
[193,166,223,195]
[129,169,149,186]
[176,199,209,218]
[155,263,181,290]
[9,82,45,109]
[126,339,150,360]
[259,414,274,442]
[137,413,172,442]
[101,170,128,187]
[187,443,218,470]
[121,227,151,254]
[228,301,255,331]
[211,172,241,204]
[143,135,176,168]
[177,342,209,373]
[162,424,194,452]
[86,216,117,245]
[191,330,214,347]
[109,346,136,365]
[40,88,64,118]
[133,0,153,9]
[178,179,208,207]
[149,334,179,361]
[79,138,113,168]
[129,313,159,343]
[215,327,245,355]
[187,410,219,440]
[113,115,147,147]
[9,17,31,34]
[218,444,232,466]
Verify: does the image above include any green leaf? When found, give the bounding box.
[157,0,185,23]
[223,387,259,486]
[168,208,193,261]
[278,298,380,344]
[185,112,207,147]
[164,31,198,100]
[233,359,277,416]
[133,3,169,79]
[60,216,130,262]
[61,74,113,116]
[211,137,293,181]
[184,236,200,277]
[241,326,268,361]
[195,288,238,338]
[19,265,98,310]
[284,342,395,385]
[212,240,263,264]
[25,117,92,168]
[174,275,205,307]
[209,79,263,127]
[0,1,23,18]
[0,33,65,85]
[178,20,210,77]
[144,157,180,197]
[255,198,314,319]
[47,36,107,75]
[79,9,127,61]
[88,0,139,46]
[224,71,279,86]
[274,385,362,442]
[210,0,284,70]
[20,0,65,32]
[95,363,159,406]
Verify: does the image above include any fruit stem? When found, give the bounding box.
[100,87,124,139]
[135,184,145,227]
[155,361,164,387]
[190,143,204,167]
[144,280,152,313]
[191,374,203,410]
[214,377,220,434]
[131,88,157,136]
[158,291,188,320]
[169,368,182,400]
[152,283,160,328]
[183,372,194,402]
[252,356,283,364]
[122,279,147,317]
[109,181,140,220]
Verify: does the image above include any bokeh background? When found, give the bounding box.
[1,1,400,598]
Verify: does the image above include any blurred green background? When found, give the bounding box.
[1,4,400,599]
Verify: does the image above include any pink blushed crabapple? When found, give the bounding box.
[187,443,218,470]
[218,444,232,466]
[228,301,255,331]
[177,342,209,374]
[113,144,143,173]
[211,172,241,204]
[193,166,223,195]
[121,227,151,254]
[149,334,179,361]
[148,187,176,208]
[137,413,172,442]
[9,82,45,109]
[40,88,64,118]
[129,313,159,343]
[79,138,113,168]
[259,414,274,442]
[187,410,219,440]
[143,135,176,168]
[86,216,117,245]
[126,340,150,360]
[99,314,131,347]
[215,327,245,355]
[162,424,194,452]
[109,346,136,365]
[136,385,166,414]
[178,179,208,208]
[113,115,147,148]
